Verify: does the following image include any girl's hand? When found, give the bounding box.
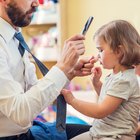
[91,67,102,84]
[61,89,75,105]
[91,67,102,95]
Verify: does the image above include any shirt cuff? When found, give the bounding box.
[45,66,69,91]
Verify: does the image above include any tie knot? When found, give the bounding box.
[14,32,24,42]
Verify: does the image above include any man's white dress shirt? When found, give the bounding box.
[0,17,69,137]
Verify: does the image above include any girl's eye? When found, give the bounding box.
[99,49,103,53]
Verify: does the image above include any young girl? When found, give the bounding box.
[135,65,140,86]
[135,64,140,140]
[135,65,140,77]
[62,20,140,140]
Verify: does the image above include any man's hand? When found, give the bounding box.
[70,56,97,79]
[56,34,85,80]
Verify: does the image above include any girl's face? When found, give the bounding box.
[95,37,120,72]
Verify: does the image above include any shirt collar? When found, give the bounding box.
[0,17,19,43]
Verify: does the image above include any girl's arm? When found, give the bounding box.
[93,81,102,96]
[62,89,123,119]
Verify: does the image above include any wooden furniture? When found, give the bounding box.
[22,0,67,78]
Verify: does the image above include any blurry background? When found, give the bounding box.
[23,0,140,124]
[64,0,140,89]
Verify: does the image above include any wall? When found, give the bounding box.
[64,0,140,89]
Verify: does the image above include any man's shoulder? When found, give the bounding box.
[0,35,8,58]
[0,34,7,48]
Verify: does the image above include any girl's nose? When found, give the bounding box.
[97,53,101,59]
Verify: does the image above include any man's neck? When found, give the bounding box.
[0,15,18,31]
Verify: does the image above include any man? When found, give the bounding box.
[0,0,94,139]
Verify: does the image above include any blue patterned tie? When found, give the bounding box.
[14,32,66,132]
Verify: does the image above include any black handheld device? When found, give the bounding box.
[81,16,94,35]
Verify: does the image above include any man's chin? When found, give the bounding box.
[20,19,32,27]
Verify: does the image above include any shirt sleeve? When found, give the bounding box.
[107,78,131,100]
[0,47,69,127]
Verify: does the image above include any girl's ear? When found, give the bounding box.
[116,45,123,58]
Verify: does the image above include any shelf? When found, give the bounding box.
[31,12,58,25]
[30,3,59,25]
[31,47,59,62]
[34,61,57,79]
[30,58,57,63]
[22,1,67,79]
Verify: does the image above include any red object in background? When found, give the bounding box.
[38,0,44,4]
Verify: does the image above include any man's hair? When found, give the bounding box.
[93,20,140,67]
